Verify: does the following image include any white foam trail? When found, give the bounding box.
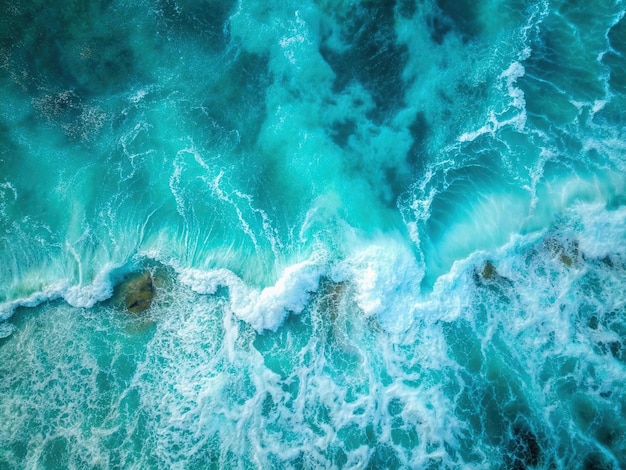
[118,121,154,181]
[234,189,284,260]
[210,170,259,251]
[459,59,529,143]
[169,147,189,222]
[298,192,343,244]
[63,267,117,309]
[456,2,546,145]
[176,232,428,334]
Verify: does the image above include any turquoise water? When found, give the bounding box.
[1,0,626,467]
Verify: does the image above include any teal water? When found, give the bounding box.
[1,0,626,468]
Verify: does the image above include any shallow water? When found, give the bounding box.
[1,0,626,468]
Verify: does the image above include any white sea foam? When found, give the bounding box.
[180,252,328,332]
[0,261,125,324]
[334,236,423,334]
[233,188,284,260]
[566,203,626,259]
[118,120,154,181]
[0,281,67,321]
[1,231,422,336]
[175,232,429,334]
[129,88,149,104]
[3,0,626,467]
[0,181,18,223]
[63,268,116,308]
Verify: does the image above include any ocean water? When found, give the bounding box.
[1,0,626,468]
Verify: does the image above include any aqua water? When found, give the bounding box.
[1,0,626,468]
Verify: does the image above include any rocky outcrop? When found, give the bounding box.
[473,260,513,289]
[481,260,498,280]
[115,271,155,313]
[545,238,579,266]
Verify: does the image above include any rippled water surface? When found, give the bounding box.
[1,1,626,468]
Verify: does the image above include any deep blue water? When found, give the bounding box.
[1,0,626,468]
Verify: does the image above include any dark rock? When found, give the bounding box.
[473,260,498,285]
[116,271,155,314]
[544,238,579,267]
[473,260,514,294]
[482,260,497,280]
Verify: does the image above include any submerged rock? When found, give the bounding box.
[473,260,499,284]
[544,238,579,267]
[116,271,155,314]
[473,260,514,291]
[317,278,346,323]
[482,260,497,280]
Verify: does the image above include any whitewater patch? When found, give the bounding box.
[332,237,423,334]
[0,265,120,323]
[179,255,327,332]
